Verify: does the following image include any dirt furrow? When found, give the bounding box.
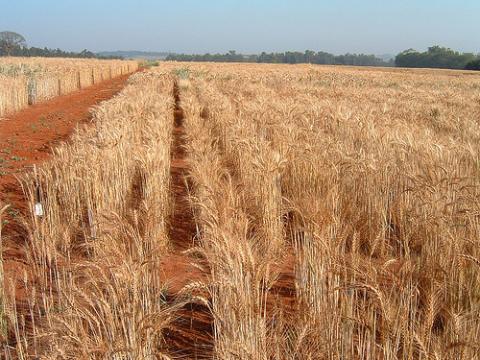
[164,81,213,358]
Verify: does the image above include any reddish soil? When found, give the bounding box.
[0,72,134,223]
[163,82,214,357]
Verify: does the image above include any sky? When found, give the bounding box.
[2,0,480,55]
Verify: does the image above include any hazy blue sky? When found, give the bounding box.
[3,0,480,54]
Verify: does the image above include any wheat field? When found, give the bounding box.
[1,62,480,359]
[0,57,138,117]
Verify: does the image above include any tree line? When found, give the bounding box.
[0,31,121,59]
[166,50,394,67]
[167,47,480,70]
[395,46,480,70]
[1,46,120,59]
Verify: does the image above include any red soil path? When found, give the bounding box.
[0,72,134,235]
[163,83,214,357]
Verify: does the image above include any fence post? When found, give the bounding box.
[27,77,37,105]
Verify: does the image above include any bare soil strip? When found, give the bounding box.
[168,82,197,251]
[164,82,214,358]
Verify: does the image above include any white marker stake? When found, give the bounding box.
[34,203,44,217]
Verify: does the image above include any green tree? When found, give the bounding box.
[465,59,480,70]
[395,46,478,70]
[0,31,26,56]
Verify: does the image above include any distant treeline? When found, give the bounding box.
[167,47,480,71]
[0,31,118,59]
[0,45,122,59]
[0,31,123,59]
[167,50,394,67]
[395,46,480,70]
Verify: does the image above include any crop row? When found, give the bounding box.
[0,57,138,117]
